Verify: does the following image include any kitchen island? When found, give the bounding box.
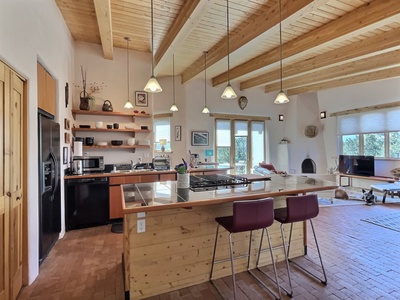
[121,175,338,299]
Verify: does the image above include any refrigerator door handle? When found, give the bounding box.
[50,151,59,199]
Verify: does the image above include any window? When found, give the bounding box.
[153,116,171,152]
[215,118,266,174]
[338,107,400,158]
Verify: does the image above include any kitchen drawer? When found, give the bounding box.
[159,173,176,181]
[109,174,159,185]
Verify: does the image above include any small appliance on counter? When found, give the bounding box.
[73,156,104,173]
[152,156,170,170]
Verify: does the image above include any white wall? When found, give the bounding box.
[0,0,74,283]
[73,42,153,164]
[318,77,400,177]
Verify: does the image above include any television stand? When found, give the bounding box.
[339,174,395,187]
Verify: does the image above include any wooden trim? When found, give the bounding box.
[153,113,173,118]
[330,101,400,117]
[210,113,270,121]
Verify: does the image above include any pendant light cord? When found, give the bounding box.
[204,51,208,106]
[151,0,155,76]
[173,54,175,104]
[279,0,283,91]
[227,0,231,84]
[126,37,130,101]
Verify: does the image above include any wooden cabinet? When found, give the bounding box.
[1,61,24,300]
[37,63,56,116]
[71,110,151,152]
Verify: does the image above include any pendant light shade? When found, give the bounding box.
[124,37,134,109]
[144,0,162,93]
[221,84,237,100]
[202,51,210,114]
[274,0,289,104]
[221,0,237,100]
[170,55,178,111]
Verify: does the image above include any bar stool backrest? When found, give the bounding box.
[286,194,319,223]
[232,198,274,233]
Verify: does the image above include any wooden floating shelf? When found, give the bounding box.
[83,145,150,149]
[72,109,151,119]
[72,128,151,133]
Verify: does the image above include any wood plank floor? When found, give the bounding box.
[17,202,400,300]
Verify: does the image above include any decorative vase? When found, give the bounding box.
[79,91,90,110]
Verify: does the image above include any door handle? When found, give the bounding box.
[7,192,11,197]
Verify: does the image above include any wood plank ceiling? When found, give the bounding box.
[55,0,400,95]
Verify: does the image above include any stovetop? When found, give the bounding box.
[189,174,251,191]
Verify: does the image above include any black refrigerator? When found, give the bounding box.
[38,113,61,264]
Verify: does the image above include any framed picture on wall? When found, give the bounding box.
[191,131,209,146]
[135,91,148,107]
[175,125,181,141]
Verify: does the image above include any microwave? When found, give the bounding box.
[73,156,104,173]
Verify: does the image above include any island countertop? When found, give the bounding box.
[122,174,338,213]
[122,174,338,299]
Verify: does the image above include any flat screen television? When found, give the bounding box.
[338,155,375,176]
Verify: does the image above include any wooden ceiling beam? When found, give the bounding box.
[93,0,113,60]
[180,0,313,84]
[265,49,400,92]
[242,26,400,90]
[213,0,400,87]
[153,0,215,75]
[287,66,400,95]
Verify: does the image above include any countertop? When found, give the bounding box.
[122,174,338,213]
[64,166,232,180]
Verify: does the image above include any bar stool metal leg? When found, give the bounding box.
[228,232,237,299]
[209,224,220,282]
[248,228,282,300]
[287,220,328,284]
[279,223,294,297]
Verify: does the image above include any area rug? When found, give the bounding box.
[318,197,364,207]
[361,213,400,232]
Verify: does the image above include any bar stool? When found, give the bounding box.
[209,198,281,300]
[274,194,327,296]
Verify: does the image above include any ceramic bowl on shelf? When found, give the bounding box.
[97,142,107,146]
[127,138,136,146]
[111,140,123,146]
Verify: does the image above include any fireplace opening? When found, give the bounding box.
[302,158,316,173]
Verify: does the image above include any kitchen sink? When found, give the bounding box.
[110,169,154,173]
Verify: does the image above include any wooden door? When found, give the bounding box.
[0,62,9,300]
[8,70,23,300]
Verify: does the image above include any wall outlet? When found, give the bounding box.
[137,219,146,233]
[137,212,146,218]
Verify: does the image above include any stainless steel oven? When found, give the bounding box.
[73,156,104,173]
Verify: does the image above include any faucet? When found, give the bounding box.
[131,158,142,170]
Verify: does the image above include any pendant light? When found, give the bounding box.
[144,0,162,93]
[170,54,178,111]
[124,37,134,109]
[274,0,289,104]
[221,0,237,100]
[202,51,210,114]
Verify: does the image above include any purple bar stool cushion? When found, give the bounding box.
[215,198,274,233]
[274,194,319,223]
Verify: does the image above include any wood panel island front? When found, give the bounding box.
[121,175,338,299]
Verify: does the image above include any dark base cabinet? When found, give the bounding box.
[65,177,109,230]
